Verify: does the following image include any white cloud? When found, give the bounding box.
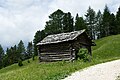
[49,0,118,17]
[0,0,120,49]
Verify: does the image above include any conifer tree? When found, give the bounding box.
[85,6,96,39]
[95,10,103,39]
[17,40,25,60]
[101,5,111,37]
[62,12,74,32]
[0,44,4,68]
[26,42,33,59]
[33,30,45,56]
[109,13,116,35]
[75,13,87,31]
[116,7,120,34]
[45,9,64,35]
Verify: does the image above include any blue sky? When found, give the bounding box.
[0,0,120,49]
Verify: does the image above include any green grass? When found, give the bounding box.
[0,34,120,80]
[92,35,120,62]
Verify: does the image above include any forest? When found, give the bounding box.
[0,5,120,69]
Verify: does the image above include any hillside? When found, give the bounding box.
[92,34,120,62]
[0,35,120,80]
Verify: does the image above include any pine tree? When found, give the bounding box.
[5,48,11,65]
[116,7,120,34]
[75,13,87,31]
[62,12,74,32]
[17,40,25,60]
[26,42,33,59]
[33,30,45,56]
[109,13,117,35]
[2,53,8,67]
[85,6,96,39]
[0,44,4,68]
[101,5,111,37]
[45,9,74,34]
[45,9,64,35]
[95,10,103,39]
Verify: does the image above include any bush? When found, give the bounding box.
[27,60,30,63]
[77,48,91,62]
[18,59,23,67]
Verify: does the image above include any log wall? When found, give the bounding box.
[38,32,92,62]
[39,41,76,62]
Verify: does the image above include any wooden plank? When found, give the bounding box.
[41,56,70,59]
[41,49,70,53]
[41,54,71,57]
[40,52,71,55]
[40,54,75,61]
[40,57,71,62]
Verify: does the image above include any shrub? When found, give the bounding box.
[27,60,30,63]
[18,59,23,67]
[77,48,91,62]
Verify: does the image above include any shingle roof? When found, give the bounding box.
[37,29,85,45]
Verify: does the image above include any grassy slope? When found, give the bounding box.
[92,34,120,62]
[0,34,120,80]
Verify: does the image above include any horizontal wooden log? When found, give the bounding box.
[41,56,71,59]
[40,52,71,55]
[41,50,71,53]
[40,53,75,62]
[40,52,75,57]
[40,57,73,62]
[41,54,71,57]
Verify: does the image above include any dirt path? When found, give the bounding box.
[63,59,120,80]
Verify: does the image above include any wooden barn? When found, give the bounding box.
[37,29,95,62]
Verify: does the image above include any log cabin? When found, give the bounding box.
[37,29,95,62]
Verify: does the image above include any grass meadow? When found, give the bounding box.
[0,34,120,80]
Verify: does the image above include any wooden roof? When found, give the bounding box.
[37,29,86,45]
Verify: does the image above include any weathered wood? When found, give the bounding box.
[40,58,71,62]
[37,31,94,62]
[40,51,75,61]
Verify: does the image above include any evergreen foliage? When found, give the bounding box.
[116,7,120,34]
[33,30,45,56]
[62,12,74,32]
[75,14,87,31]
[45,9,74,34]
[85,6,96,40]
[26,42,33,59]
[95,10,103,39]
[17,40,26,60]
[0,45,4,69]
[45,9,65,35]
[18,59,23,67]
[101,5,111,37]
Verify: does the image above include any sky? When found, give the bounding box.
[0,0,120,49]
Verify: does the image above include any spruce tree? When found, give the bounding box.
[33,30,45,56]
[45,9,64,35]
[17,40,25,60]
[0,44,4,68]
[45,9,74,34]
[109,13,116,35]
[26,42,33,59]
[62,12,74,32]
[85,6,96,40]
[116,7,120,34]
[75,13,87,31]
[101,5,111,37]
[95,10,103,39]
